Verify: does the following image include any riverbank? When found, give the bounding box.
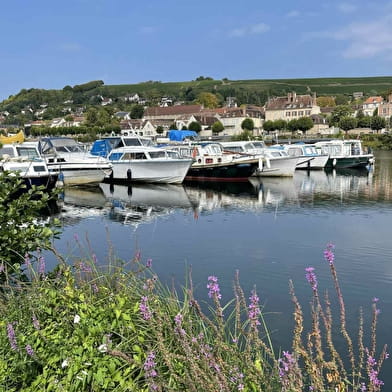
[0,243,387,391]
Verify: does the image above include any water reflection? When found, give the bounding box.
[53,161,392,227]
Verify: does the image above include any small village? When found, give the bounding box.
[1,89,392,140]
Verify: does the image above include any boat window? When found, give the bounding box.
[223,146,242,153]
[166,151,180,159]
[304,146,317,155]
[0,147,16,157]
[252,142,265,148]
[287,147,302,157]
[244,143,254,151]
[16,147,40,159]
[122,152,147,160]
[149,151,166,159]
[123,139,143,146]
[109,152,123,161]
[33,166,46,172]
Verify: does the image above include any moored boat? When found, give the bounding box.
[106,145,193,184]
[0,142,58,192]
[314,139,374,169]
[220,140,298,177]
[37,137,112,186]
[168,142,260,182]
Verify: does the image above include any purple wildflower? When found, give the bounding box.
[207,275,222,299]
[305,267,318,291]
[139,296,152,320]
[92,253,98,264]
[91,283,99,293]
[143,351,158,391]
[248,289,261,326]
[135,250,141,262]
[360,382,367,391]
[323,243,335,265]
[373,297,379,303]
[0,262,5,273]
[32,315,40,330]
[366,349,384,388]
[146,258,152,268]
[7,323,18,351]
[25,344,34,357]
[174,313,185,336]
[38,256,45,276]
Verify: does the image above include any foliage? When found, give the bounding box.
[358,116,372,128]
[0,243,387,391]
[338,116,358,133]
[231,130,254,141]
[211,120,224,134]
[196,92,220,108]
[241,118,254,131]
[317,96,336,107]
[329,105,354,126]
[130,104,144,119]
[371,116,386,132]
[295,117,314,134]
[155,126,164,135]
[334,94,350,105]
[188,121,202,133]
[0,172,59,274]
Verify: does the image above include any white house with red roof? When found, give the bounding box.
[362,96,383,116]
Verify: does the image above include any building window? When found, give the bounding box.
[305,110,311,115]
[299,111,304,116]
[286,112,291,117]
[292,111,297,116]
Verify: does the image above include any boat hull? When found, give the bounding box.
[47,163,112,186]
[325,154,373,169]
[255,156,298,177]
[186,160,258,182]
[109,159,193,184]
[296,155,329,170]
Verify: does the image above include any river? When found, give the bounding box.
[46,150,392,386]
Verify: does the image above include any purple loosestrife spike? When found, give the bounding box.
[373,297,379,303]
[305,267,318,291]
[248,289,261,326]
[24,253,31,266]
[38,256,45,276]
[207,275,222,299]
[146,258,152,268]
[139,296,152,320]
[7,323,18,351]
[323,243,335,265]
[25,344,34,357]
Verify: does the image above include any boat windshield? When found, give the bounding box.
[287,147,302,157]
[16,147,40,159]
[0,147,16,158]
[320,144,342,155]
[123,138,154,147]
[148,151,167,159]
[50,139,84,153]
[252,141,266,149]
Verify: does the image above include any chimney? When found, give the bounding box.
[287,92,292,102]
[292,91,297,102]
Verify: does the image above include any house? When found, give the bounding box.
[50,118,67,128]
[144,104,204,121]
[264,92,320,121]
[362,96,383,116]
[378,94,392,119]
[353,92,364,100]
[114,111,131,121]
[101,97,113,106]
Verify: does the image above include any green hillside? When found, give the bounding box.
[1,76,392,120]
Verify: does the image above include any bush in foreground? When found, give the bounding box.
[0,243,388,391]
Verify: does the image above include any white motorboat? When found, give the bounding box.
[37,137,112,186]
[220,140,298,177]
[0,142,57,191]
[314,139,374,169]
[106,145,193,184]
[278,143,329,170]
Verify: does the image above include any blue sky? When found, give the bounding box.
[1,0,392,101]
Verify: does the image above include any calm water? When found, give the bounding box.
[47,150,392,384]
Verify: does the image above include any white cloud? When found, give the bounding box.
[337,3,357,13]
[306,15,392,59]
[228,23,270,38]
[332,16,392,58]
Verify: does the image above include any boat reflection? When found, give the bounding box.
[99,183,195,227]
[53,164,388,227]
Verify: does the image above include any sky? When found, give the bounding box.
[1,0,392,101]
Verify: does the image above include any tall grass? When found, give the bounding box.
[0,243,388,391]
